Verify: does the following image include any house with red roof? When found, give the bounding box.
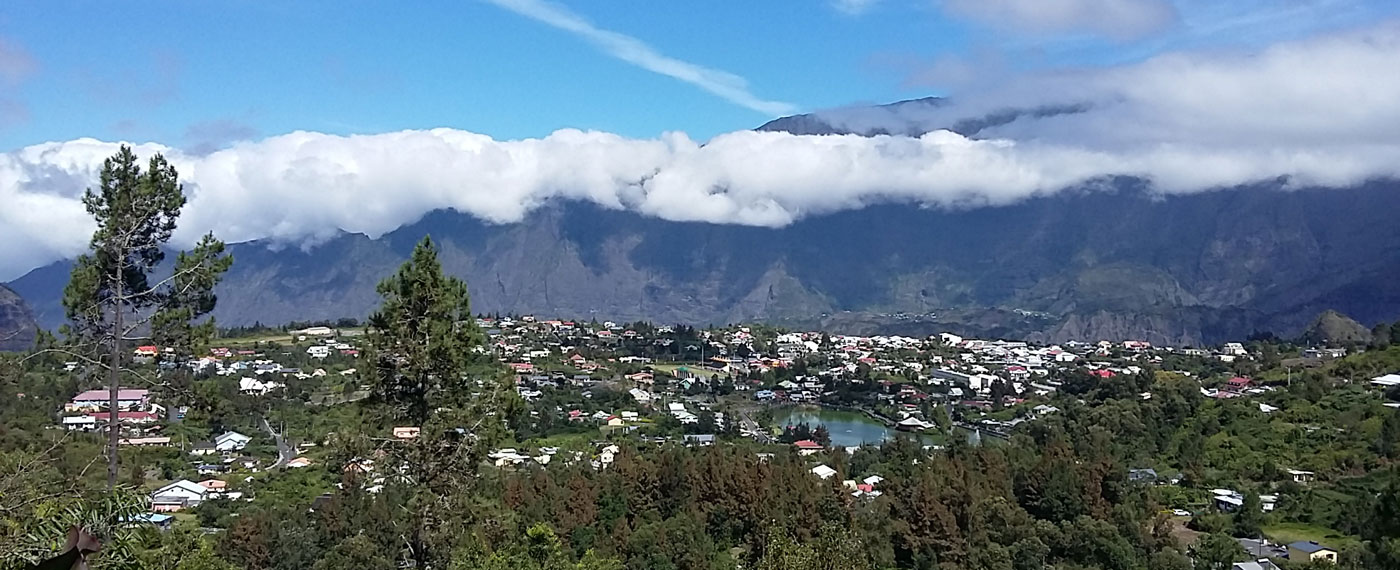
[793,440,823,456]
[1224,377,1253,393]
[66,388,149,412]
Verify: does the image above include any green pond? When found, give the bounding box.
[773,408,976,447]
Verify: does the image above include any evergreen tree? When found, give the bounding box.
[362,235,516,567]
[366,236,488,425]
[1378,409,1400,460]
[1192,532,1246,570]
[1372,323,1392,349]
[60,145,230,488]
[1234,491,1264,537]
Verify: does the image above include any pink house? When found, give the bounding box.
[66,388,149,412]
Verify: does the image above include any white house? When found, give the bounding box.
[1286,469,1316,483]
[214,431,251,452]
[1371,373,1400,388]
[61,415,97,431]
[307,345,331,359]
[897,417,934,430]
[150,480,208,512]
[811,465,838,480]
[239,376,284,396]
[599,444,620,468]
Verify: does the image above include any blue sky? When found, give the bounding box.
[0,0,961,148]
[4,0,1400,280]
[4,0,1394,151]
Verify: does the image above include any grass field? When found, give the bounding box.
[217,333,297,345]
[1263,522,1359,550]
[217,327,368,346]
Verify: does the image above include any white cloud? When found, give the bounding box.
[485,0,796,116]
[3,21,1400,281]
[942,0,1179,41]
[817,20,1400,156]
[833,0,879,16]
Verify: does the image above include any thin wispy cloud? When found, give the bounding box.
[484,0,797,116]
[833,0,879,16]
[943,0,1179,41]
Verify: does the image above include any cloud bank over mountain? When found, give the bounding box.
[943,0,1179,40]
[3,21,1400,281]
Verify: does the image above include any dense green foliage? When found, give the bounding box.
[7,224,1400,568]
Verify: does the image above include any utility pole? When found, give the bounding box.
[107,264,124,490]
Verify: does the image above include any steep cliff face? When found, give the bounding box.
[0,284,38,352]
[16,180,1400,345]
[9,96,1400,344]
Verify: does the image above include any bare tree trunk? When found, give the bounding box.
[107,264,123,490]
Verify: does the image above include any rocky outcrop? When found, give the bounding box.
[1299,310,1372,345]
[0,284,37,351]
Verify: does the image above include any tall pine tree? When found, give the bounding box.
[61,145,230,488]
[366,235,490,424]
[363,235,516,567]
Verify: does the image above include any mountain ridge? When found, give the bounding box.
[10,182,1400,346]
[8,99,1400,346]
[0,284,38,351]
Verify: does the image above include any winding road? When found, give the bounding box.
[736,408,773,444]
[260,417,295,468]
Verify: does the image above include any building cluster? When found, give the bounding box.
[49,327,371,515]
[46,312,1397,540]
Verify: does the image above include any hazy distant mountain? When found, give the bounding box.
[0,284,37,351]
[756,97,947,136]
[9,100,1400,345]
[755,97,1088,138]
